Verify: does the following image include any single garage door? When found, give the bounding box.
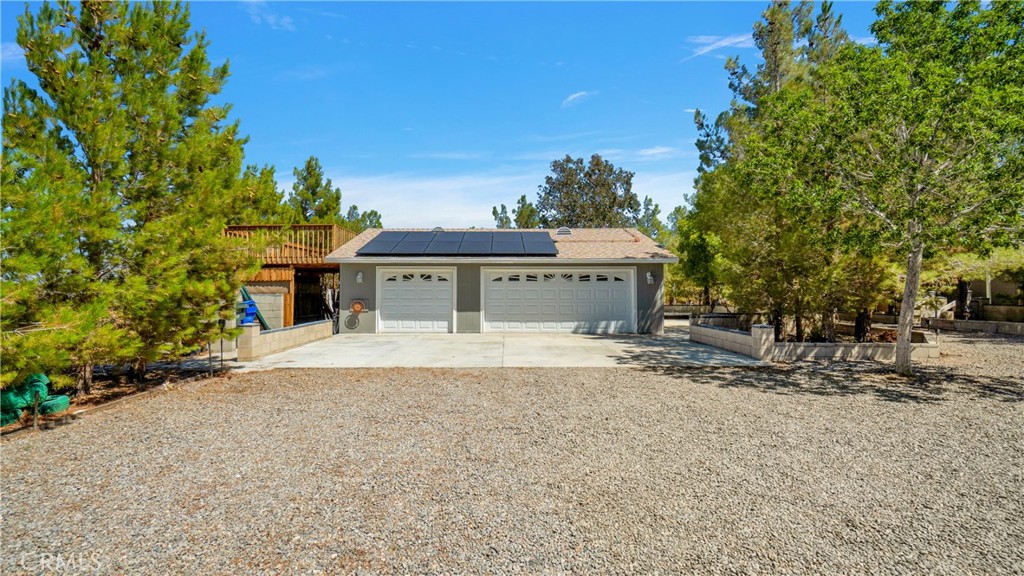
[483,268,636,333]
[378,268,455,332]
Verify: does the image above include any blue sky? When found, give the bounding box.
[1,1,880,227]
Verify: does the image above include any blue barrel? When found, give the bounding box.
[241,299,258,325]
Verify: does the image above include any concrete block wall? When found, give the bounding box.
[690,324,755,357]
[237,320,332,362]
[691,323,940,361]
[924,317,1024,336]
[250,293,285,330]
[770,339,939,361]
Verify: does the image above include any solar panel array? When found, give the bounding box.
[356,231,558,257]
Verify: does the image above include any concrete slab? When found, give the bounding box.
[235,320,762,371]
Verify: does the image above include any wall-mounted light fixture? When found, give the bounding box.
[646,271,655,285]
[356,271,364,284]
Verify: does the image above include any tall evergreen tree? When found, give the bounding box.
[226,164,289,224]
[491,204,512,228]
[2,0,262,390]
[512,195,541,229]
[289,156,342,224]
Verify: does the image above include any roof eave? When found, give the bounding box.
[325,256,679,265]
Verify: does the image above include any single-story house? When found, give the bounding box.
[324,227,677,334]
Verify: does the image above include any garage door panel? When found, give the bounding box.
[379,268,454,333]
[484,269,635,333]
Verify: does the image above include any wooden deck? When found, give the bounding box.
[225,224,356,268]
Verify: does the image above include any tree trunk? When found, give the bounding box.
[895,239,925,375]
[702,285,711,307]
[822,308,837,343]
[130,358,147,383]
[955,278,970,320]
[854,308,872,342]
[771,307,785,342]
[795,315,804,342]
[75,363,94,395]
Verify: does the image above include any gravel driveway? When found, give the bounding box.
[2,332,1022,574]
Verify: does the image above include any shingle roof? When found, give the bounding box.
[325,228,677,262]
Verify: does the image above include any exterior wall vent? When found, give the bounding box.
[556,227,573,236]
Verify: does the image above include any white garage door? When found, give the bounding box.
[483,268,636,333]
[378,269,455,333]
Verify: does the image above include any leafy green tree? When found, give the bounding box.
[536,154,641,228]
[226,164,289,224]
[491,195,540,229]
[816,0,1024,372]
[289,156,342,224]
[635,197,667,242]
[491,204,512,228]
[513,195,541,228]
[289,155,382,230]
[2,0,262,390]
[688,0,856,340]
[344,205,383,232]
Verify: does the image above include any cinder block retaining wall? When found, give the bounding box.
[923,317,1024,336]
[237,320,332,361]
[690,324,939,362]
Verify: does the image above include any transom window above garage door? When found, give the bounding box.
[489,272,626,282]
[384,272,451,282]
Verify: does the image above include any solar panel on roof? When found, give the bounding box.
[520,231,550,242]
[356,239,402,255]
[523,242,558,256]
[462,231,493,242]
[356,229,557,257]
[391,240,430,255]
[435,231,465,242]
[491,243,525,255]
[402,231,435,242]
[458,242,492,255]
[423,241,462,254]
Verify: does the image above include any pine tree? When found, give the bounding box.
[491,204,512,228]
[226,165,289,224]
[512,195,541,229]
[289,156,343,224]
[2,0,263,389]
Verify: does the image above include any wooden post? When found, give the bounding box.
[32,391,40,431]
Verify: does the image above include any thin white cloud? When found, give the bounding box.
[2,42,25,64]
[243,1,296,31]
[852,35,877,45]
[637,146,680,158]
[561,90,597,108]
[681,34,755,62]
[683,108,697,113]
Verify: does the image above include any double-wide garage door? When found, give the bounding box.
[483,268,636,334]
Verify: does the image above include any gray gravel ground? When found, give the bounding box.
[2,331,1022,575]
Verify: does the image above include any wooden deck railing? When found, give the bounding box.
[225,224,357,265]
